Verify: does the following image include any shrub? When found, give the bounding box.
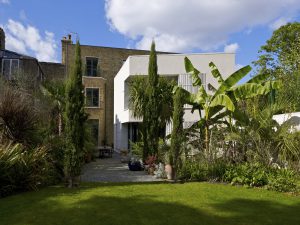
[178,159,228,182]
[223,163,298,192]
[267,168,298,192]
[223,163,268,187]
[0,143,55,197]
[0,88,39,145]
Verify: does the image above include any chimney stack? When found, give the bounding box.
[0,27,5,50]
[61,34,73,65]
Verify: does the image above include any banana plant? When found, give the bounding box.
[174,57,281,155]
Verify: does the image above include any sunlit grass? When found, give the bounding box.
[0,182,299,225]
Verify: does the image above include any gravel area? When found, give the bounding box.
[81,153,161,182]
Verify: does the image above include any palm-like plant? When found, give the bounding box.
[174,57,281,156]
[129,76,175,159]
[40,81,65,136]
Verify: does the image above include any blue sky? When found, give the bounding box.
[1,0,300,81]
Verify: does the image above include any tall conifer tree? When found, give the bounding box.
[64,40,87,187]
[145,41,160,156]
[170,89,185,180]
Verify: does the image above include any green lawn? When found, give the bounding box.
[0,182,299,225]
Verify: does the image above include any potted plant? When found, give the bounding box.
[145,155,157,175]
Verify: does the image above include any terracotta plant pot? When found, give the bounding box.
[165,164,173,180]
[148,167,155,175]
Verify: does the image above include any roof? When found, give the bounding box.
[0,49,36,60]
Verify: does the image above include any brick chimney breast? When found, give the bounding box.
[0,27,5,50]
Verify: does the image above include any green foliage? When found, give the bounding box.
[178,158,228,182]
[130,140,144,159]
[223,163,298,192]
[254,22,300,111]
[177,57,279,156]
[223,163,268,187]
[179,159,298,193]
[0,143,55,197]
[267,169,298,192]
[0,88,39,146]
[145,41,160,156]
[40,80,66,136]
[64,41,87,186]
[170,88,185,178]
[129,51,175,160]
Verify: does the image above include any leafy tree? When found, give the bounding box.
[145,41,160,156]
[170,88,185,179]
[254,22,300,111]
[175,57,281,157]
[64,41,87,187]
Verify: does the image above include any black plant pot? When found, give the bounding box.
[128,161,143,171]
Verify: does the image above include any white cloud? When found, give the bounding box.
[269,17,291,30]
[0,0,10,4]
[3,19,57,62]
[224,43,239,53]
[105,0,300,52]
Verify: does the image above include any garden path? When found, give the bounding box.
[81,153,161,182]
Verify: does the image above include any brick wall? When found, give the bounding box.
[40,62,65,81]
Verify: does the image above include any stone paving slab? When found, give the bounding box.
[81,153,161,182]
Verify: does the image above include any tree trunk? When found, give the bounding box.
[58,112,62,136]
[205,124,210,158]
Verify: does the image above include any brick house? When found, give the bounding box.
[61,35,154,147]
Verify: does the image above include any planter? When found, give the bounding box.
[148,167,155,175]
[165,164,173,180]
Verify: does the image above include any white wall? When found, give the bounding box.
[114,52,235,150]
[273,112,300,131]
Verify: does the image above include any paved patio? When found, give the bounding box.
[81,153,161,182]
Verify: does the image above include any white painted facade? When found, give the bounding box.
[273,112,300,131]
[114,53,235,151]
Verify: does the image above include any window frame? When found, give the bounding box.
[1,59,19,80]
[85,87,100,108]
[85,56,99,77]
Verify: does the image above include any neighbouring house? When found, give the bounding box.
[0,27,44,83]
[60,35,164,147]
[114,53,236,152]
[0,27,65,84]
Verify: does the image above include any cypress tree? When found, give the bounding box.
[145,41,160,156]
[64,40,87,187]
[170,88,185,180]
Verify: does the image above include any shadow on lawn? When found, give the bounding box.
[2,188,300,225]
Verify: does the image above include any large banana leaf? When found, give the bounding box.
[229,83,271,100]
[231,108,250,126]
[184,57,202,86]
[247,73,271,84]
[214,65,252,97]
[210,94,235,112]
[207,105,224,118]
[210,111,230,122]
[209,62,224,85]
[192,85,207,104]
